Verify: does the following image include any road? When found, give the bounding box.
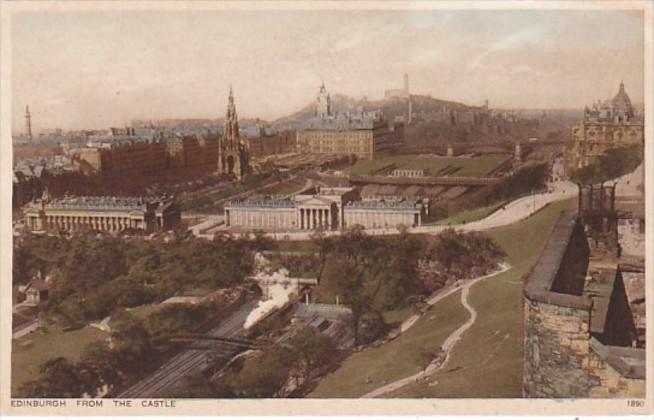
[200,180,577,241]
[119,301,256,398]
[362,263,510,398]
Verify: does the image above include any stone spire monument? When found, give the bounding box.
[217,86,250,180]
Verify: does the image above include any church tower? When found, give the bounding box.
[25,105,33,141]
[217,86,250,180]
[315,82,332,119]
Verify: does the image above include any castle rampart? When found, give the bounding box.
[522,210,645,398]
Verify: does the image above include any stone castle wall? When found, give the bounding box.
[523,299,593,397]
[523,289,645,398]
[522,210,645,398]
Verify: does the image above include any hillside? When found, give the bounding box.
[273,93,470,126]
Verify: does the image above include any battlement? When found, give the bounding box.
[522,209,644,398]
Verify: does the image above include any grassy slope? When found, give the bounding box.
[12,326,109,395]
[430,201,507,226]
[258,178,307,195]
[387,198,575,397]
[309,291,467,397]
[345,154,509,177]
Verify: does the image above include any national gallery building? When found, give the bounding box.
[224,187,428,231]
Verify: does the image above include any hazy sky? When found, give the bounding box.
[11,8,644,131]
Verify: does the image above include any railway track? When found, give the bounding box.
[118,301,256,398]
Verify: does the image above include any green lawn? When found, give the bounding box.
[345,154,510,177]
[382,305,415,326]
[309,290,467,397]
[387,198,576,398]
[430,201,507,226]
[258,178,307,195]
[127,303,160,319]
[11,325,109,396]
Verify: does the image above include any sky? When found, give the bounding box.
[11,8,645,132]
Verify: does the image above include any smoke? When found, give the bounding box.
[244,269,296,329]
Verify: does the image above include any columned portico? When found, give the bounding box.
[297,206,332,231]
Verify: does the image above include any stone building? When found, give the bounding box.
[225,187,426,231]
[224,198,298,230]
[245,131,295,158]
[23,195,181,234]
[522,200,645,397]
[295,84,398,160]
[17,275,52,307]
[295,116,394,160]
[225,187,359,231]
[570,82,644,168]
[343,198,427,229]
[217,87,250,179]
[71,134,219,181]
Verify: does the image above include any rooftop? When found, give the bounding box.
[226,198,296,209]
[299,111,385,131]
[43,196,152,211]
[345,198,422,210]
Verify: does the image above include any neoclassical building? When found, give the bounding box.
[344,199,426,229]
[23,195,180,234]
[570,82,644,168]
[224,187,427,231]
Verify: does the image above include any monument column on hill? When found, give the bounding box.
[25,105,33,141]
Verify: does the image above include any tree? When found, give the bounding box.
[20,357,84,398]
[572,144,643,184]
[77,342,122,396]
[224,346,298,397]
[110,309,155,375]
[288,327,337,375]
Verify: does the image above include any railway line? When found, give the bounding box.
[119,301,256,398]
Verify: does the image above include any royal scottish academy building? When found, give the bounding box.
[23,195,181,234]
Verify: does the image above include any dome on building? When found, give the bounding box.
[612,81,633,115]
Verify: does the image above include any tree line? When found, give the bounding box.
[14,232,270,328]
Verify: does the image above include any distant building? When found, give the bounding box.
[245,131,295,158]
[13,156,76,208]
[224,186,427,231]
[296,83,398,160]
[570,82,644,168]
[23,195,181,234]
[18,275,52,306]
[343,197,427,229]
[70,134,219,180]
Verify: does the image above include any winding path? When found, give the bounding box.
[362,263,510,398]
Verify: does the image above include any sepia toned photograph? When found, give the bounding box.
[1,0,652,416]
